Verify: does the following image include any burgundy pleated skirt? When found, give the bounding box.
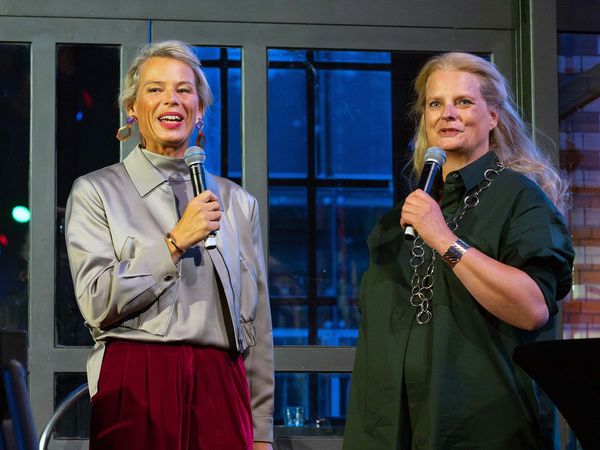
[90,340,253,450]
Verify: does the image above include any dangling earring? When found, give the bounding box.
[195,118,206,149]
[116,115,136,142]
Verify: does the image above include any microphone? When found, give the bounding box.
[404,146,447,240]
[183,146,217,249]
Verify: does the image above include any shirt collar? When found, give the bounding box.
[141,148,190,182]
[123,145,223,208]
[450,150,498,192]
[123,145,166,197]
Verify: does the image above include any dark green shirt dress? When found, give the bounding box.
[344,151,575,450]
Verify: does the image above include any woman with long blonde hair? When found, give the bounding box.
[345,52,574,449]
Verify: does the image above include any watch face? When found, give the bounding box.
[442,239,470,267]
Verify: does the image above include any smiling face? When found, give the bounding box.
[128,56,200,157]
[424,69,498,166]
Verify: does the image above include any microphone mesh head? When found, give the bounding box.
[424,147,446,166]
[183,146,206,166]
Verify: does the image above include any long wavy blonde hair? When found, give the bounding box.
[410,52,568,214]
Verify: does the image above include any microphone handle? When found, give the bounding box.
[403,161,442,241]
[189,163,217,249]
[404,225,417,241]
[190,164,203,197]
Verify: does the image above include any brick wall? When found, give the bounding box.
[558,33,600,338]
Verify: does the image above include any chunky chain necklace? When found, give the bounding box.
[409,159,505,324]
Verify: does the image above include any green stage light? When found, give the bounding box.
[12,206,31,223]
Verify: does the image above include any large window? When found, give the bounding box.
[267,49,433,428]
[0,7,522,449]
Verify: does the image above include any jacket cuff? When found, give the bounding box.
[140,238,178,292]
[253,415,274,443]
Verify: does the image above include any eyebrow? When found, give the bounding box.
[426,94,476,101]
[143,80,194,86]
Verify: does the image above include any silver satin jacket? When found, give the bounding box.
[65,145,274,441]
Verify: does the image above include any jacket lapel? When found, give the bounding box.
[204,173,242,323]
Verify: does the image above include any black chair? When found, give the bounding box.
[513,338,600,450]
[1,360,37,450]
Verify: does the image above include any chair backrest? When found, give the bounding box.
[38,383,88,450]
[2,360,37,450]
[0,331,28,423]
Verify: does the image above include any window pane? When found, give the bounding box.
[55,44,120,346]
[194,46,221,61]
[227,47,241,60]
[276,373,308,425]
[316,187,392,300]
[274,373,348,435]
[195,46,241,63]
[192,46,242,180]
[268,49,307,62]
[268,69,308,178]
[228,68,242,178]
[0,43,30,333]
[54,372,90,438]
[314,50,391,63]
[269,187,308,299]
[317,305,358,346]
[272,304,308,345]
[196,66,222,174]
[315,69,392,179]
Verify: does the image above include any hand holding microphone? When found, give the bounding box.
[183,146,219,249]
[403,147,446,240]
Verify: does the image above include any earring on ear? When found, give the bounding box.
[195,118,206,149]
[116,115,136,142]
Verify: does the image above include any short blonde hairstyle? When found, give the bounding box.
[119,40,212,115]
[410,52,568,213]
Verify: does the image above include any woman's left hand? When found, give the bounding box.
[253,442,273,450]
[400,189,456,253]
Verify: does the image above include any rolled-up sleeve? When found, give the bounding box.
[499,187,575,315]
[65,176,178,329]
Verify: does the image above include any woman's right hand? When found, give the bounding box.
[167,190,221,258]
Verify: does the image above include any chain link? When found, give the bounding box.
[408,160,504,324]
